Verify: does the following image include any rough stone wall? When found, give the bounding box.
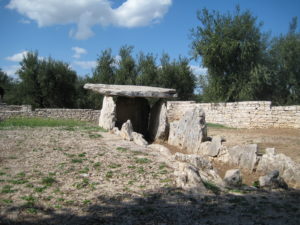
[0,104,32,112]
[167,101,300,129]
[0,106,100,124]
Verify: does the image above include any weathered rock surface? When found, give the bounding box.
[84,83,177,98]
[168,107,207,154]
[149,144,173,158]
[257,149,300,188]
[120,120,133,141]
[259,170,288,189]
[175,153,224,187]
[200,136,224,157]
[174,162,207,194]
[224,169,242,187]
[132,132,148,147]
[174,153,212,170]
[148,99,169,141]
[99,96,116,130]
[228,144,258,171]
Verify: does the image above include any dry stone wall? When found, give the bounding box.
[167,101,300,129]
[0,105,100,124]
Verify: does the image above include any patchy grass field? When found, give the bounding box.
[0,118,300,224]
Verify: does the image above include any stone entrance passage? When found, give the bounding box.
[84,83,177,142]
[116,97,150,137]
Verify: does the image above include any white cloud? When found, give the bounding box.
[189,65,208,75]
[73,60,96,70]
[5,51,28,62]
[7,0,172,40]
[2,65,20,78]
[72,47,87,59]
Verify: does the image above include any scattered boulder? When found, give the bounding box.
[228,144,258,171]
[174,153,212,170]
[132,132,148,147]
[149,144,173,158]
[257,149,300,188]
[200,136,224,157]
[174,162,207,194]
[120,120,133,141]
[174,153,224,187]
[259,170,288,190]
[148,99,169,141]
[168,106,207,154]
[223,169,242,187]
[99,96,116,130]
[111,127,120,135]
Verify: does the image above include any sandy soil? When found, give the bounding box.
[208,127,300,163]
[0,126,300,225]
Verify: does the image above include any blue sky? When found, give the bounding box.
[1,0,299,78]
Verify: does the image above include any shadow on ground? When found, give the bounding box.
[1,187,300,225]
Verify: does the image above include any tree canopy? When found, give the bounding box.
[191,6,300,105]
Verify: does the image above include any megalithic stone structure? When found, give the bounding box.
[84,83,177,141]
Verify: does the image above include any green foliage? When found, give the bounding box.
[192,6,265,102]
[0,117,87,129]
[115,45,137,85]
[192,7,300,105]
[17,52,78,108]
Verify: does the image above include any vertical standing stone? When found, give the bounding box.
[99,96,116,130]
[148,99,168,141]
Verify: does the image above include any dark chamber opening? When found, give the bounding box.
[115,97,150,139]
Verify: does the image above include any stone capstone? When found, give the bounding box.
[84,83,177,98]
[99,96,116,130]
[168,106,207,154]
[259,170,288,189]
[223,169,242,187]
[148,99,169,141]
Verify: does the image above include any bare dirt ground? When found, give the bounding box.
[208,127,300,163]
[208,127,300,186]
[1,126,300,225]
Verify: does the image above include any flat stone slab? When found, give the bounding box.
[84,83,177,98]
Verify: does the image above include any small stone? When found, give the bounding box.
[120,120,133,141]
[259,170,288,189]
[224,169,242,187]
[132,132,148,147]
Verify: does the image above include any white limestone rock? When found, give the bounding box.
[120,120,133,141]
[228,144,258,172]
[148,99,169,141]
[174,162,207,194]
[224,169,242,187]
[257,149,300,188]
[168,106,207,154]
[99,96,116,130]
[132,132,148,147]
[259,170,288,189]
[84,83,177,98]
